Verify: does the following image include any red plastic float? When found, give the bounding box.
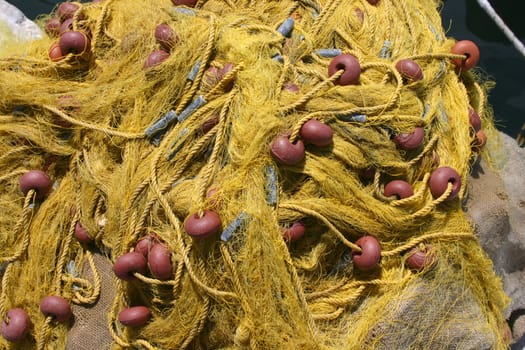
[148,243,173,280]
[19,170,53,200]
[429,166,461,201]
[118,306,151,327]
[451,40,480,71]
[472,130,487,152]
[328,54,361,86]
[184,210,222,238]
[134,235,158,257]
[384,180,414,199]
[299,120,333,147]
[74,222,92,244]
[171,0,198,6]
[395,59,423,81]
[282,221,306,243]
[468,108,482,131]
[113,252,148,280]
[155,24,178,52]
[393,127,425,150]
[58,30,91,56]
[270,134,305,165]
[282,82,300,93]
[40,296,72,323]
[57,2,80,20]
[45,18,61,36]
[406,245,437,271]
[0,308,31,342]
[144,50,170,69]
[352,236,381,271]
[59,18,74,34]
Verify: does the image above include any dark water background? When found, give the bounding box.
[8,0,525,138]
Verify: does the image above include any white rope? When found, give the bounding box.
[476,0,525,59]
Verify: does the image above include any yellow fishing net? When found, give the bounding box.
[0,0,511,349]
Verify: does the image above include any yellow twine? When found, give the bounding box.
[0,0,510,349]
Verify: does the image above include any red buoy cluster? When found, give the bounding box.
[270,120,334,166]
[1,295,73,342]
[111,235,177,328]
[114,235,174,281]
[46,2,91,62]
[144,23,179,69]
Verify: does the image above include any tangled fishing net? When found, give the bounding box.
[0,0,512,349]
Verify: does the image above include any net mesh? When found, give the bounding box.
[0,0,510,349]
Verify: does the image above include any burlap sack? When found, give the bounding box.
[66,253,114,350]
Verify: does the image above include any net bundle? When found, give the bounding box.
[0,0,511,349]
